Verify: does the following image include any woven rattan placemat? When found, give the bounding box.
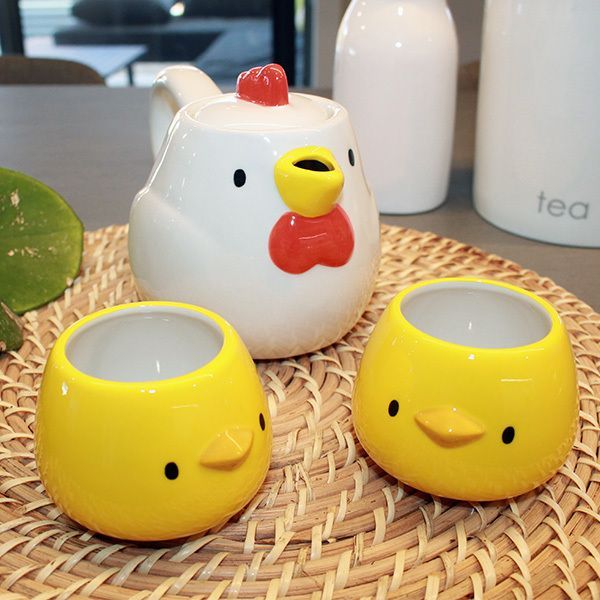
[0,224,598,599]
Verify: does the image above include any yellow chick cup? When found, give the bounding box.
[35,302,272,541]
[353,278,578,502]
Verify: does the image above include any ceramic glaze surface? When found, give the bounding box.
[402,282,551,348]
[190,94,331,131]
[35,302,272,541]
[269,206,355,275]
[130,65,380,359]
[334,0,457,214]
[352,278,579,501]
[66,307,223,381]
[236,63,289,106]
[474,0,600,247]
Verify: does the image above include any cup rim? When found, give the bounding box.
[50,301,237,387]
[393,277,563,352]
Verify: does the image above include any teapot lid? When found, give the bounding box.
[191,64,336,131]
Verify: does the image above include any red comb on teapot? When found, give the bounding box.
[236,64,289,106]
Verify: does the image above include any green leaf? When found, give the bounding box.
[0,302,23,352]
[0,167,84,314]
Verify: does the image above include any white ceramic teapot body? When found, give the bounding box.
[129,64,380,359]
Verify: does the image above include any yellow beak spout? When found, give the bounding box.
[274,146,344,217]
[415,407,485,447]
[200,428,254,470]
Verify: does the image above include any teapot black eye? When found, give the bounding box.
[233,169,246,187]
[164,462,179,480]
[388,400,399,417]
[259,412,266,431]
[348,148,355,166]
[502,426,515,444]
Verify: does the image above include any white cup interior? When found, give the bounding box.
[66,306,224,382]
[401,281,552,349]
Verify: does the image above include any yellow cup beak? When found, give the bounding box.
[200,428,254,469]
[415,407,485,447]
[274,146,344,217]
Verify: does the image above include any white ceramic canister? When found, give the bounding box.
[474,0,600,248]
[333,0,458,214]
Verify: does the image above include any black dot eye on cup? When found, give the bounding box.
[259,413,266,431]
[388,400,399,417]
[502,426,515,444]
[164,462,179,480]
[233,169,246,187]
[348,148,355,166]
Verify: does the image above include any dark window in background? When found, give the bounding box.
[0,0,25,54]
[1,0,306,87]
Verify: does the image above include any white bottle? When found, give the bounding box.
[474,0,600,248]
[334,0,458,214]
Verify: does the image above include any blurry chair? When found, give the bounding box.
[0,56,104,84]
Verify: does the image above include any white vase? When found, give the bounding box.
[333,0,458,214]
[474,0,600,248]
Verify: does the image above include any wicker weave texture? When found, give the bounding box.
[0,224,598,599]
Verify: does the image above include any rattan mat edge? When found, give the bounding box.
[0,224,598,600]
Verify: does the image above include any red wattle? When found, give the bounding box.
[268,206,355,275]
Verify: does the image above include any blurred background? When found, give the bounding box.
[0,0,483,88]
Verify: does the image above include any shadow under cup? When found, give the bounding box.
[353,278,579,501]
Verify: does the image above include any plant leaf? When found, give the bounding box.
[0,301,23,352]
[0,167,84,314]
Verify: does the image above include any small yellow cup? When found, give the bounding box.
[36,302,271,541]
[353,278,578,501]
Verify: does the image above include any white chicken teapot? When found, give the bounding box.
[129,64,380,359]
